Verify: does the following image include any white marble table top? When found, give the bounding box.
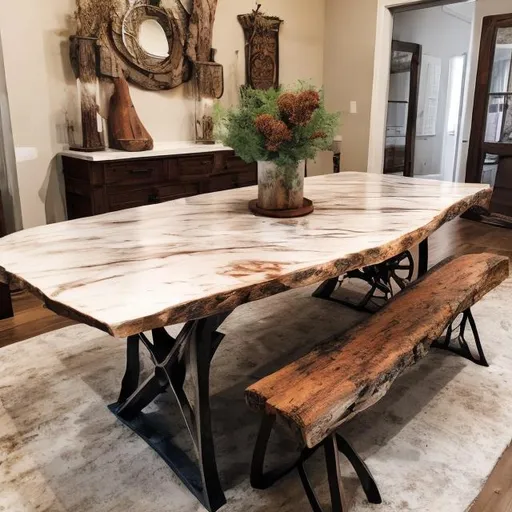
[0,173,490,338]
[60,142,232,162]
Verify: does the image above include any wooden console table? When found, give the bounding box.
[60,143,257,219]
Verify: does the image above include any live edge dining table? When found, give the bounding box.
[0,172,491,511]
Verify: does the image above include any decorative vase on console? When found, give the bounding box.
[215,84,339,218]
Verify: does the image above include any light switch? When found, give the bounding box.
[350,101,358,114]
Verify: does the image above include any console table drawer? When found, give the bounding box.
[177,156,214,181]
[105,160,164,186]
[108,188,157,211]
[210,170,257,192]
[238,170,257,187]
[158,183,201,201]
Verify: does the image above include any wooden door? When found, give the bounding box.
[385,41,422,177]
[466,14,512,222]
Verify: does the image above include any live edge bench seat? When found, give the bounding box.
[245,253,509,511]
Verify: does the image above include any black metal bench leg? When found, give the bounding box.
[324,434,349,512]
[298,460,324,512]
[432,308,489,367]
[336,434,382,504]
[251,417,381,511]
[250,415,308,489]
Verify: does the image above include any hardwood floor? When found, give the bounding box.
[0,217,510,510]
[0,289,74,349]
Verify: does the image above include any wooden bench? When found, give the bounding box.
[245,253,509,511]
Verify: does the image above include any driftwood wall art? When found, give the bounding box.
[238,6,283,90]
[70,0,222,151]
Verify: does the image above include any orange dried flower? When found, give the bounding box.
[277,92,298,120]
[298,90,321,110]
[276,89,321,127]
[255,114,293,152]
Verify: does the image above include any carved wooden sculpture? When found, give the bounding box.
[238,7,283,90]
[109,74,154,152]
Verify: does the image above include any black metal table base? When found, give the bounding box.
[109,313,231,512]
[313,239,429,313]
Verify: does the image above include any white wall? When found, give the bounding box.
[0,0,327,228]
[392,6,473,176]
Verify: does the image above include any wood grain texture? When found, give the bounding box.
[186,0,218,63]
[0,291,74,349]
[107,0,192,90]
[71,36,105,150]
[472,443,512,512]
[0,174,491,338]
[246,253,510,448]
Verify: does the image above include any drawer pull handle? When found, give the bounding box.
[130,169,152,174]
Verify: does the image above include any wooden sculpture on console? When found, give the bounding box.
[238,5,283,90]
[109,73,154,152]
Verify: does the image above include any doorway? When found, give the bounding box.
[383,3,475,179]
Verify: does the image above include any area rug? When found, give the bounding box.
[1,280,511,512]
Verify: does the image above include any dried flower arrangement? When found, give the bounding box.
[215,83,339,169]
[215,84,339,217]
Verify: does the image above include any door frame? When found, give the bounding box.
[395,40,421,177]
[367,0,472,174]
[441,53,468,182]
[0,33,22,233]
[465,13,512,184]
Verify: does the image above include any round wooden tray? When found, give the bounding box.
[248,198,314,218]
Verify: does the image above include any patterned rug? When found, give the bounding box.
[1,281,511,512]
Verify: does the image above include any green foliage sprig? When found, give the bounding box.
[214,83,340,169]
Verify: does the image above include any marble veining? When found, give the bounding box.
[60,141,232,162]
[0,173,490,337]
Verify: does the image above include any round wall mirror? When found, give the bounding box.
[138,18,169,58]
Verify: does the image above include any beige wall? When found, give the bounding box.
[323,0,377,172]
[0,0,326,228]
